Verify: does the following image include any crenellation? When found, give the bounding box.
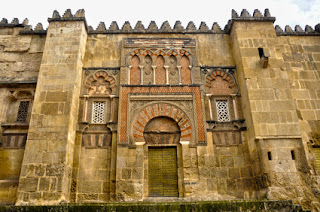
[74,9,85,18]
[285,25,294,33]
[305,25,314,32]
[231,9,239,18]
[211,22,223,33]
[0,18,8,24]
[186,21,197,31]
[0,8,320,211]
[121,21,132,32]
[224,20,232,33]
[274,24,320,36]
[0,17,25,28]
[253,9,263,18]
[240,9,251,18]
[62,9,73,18]
[108,21,119,31]
[134,21,145,31]
[173,21,184,31]
[147,21,158,32]
[87,26,94,33]
[316,23,320,32]
[34,23,44,31]
[11,18,19,25]
[22,19,28,26]
[264,8,271,17]
[295,25,304,32]
[52,10,61,19]
[275,25,283,33]
[160,21,171,32]
[198,21,209,32]
[96,22,107,32]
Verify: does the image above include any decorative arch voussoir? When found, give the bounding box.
[168,49,179,57]
[132,103,192,143]
[154,49,166,57]
[84,70,117,94]
[205,69,235,89]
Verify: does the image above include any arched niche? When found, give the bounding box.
[144,116,181,145]
[131,103,192,144]
[205,69,238,95]
[126,49,193,67]
[180,55,192,84]
[5,89,35,124]
[130,55,141,85]
[84,70,116,96]
[155,55,166,85]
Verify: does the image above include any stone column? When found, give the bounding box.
[16,9,88,205]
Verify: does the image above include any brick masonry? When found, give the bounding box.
[119,86,205,143]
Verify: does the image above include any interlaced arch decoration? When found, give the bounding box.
[84,70,116,95]
[126,48,193,66]
[131,103,192,143]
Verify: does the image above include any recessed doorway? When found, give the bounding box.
[148,147,178,197]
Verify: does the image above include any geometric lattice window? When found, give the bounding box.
[92,102,105,124]
[216,100,230,122]
[16,101,30,123]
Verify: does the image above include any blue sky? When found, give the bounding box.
[1,0,319,30]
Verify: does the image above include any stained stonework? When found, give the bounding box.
[0,8,320,211]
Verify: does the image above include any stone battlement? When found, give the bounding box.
[1,8,320,211]
[1,8,319,35]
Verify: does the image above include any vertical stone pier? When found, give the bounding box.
[229,9,312,202]
[16,10,87,205]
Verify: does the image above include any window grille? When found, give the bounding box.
[216,100,230,122]
[92,102,105,124]
[16,101,30,122]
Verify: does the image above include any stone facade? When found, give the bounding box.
[0,8,320,210]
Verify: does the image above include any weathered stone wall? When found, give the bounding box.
[83,34,234,68]
[279,35,320,168]
[201,133,256,199]
[0,148,24,205]
[0,8,319,211]
[0,87,33,205]
[0,27,44,82]
[229,19,320,210]
[15,18,87,205]
[76,147,111,202]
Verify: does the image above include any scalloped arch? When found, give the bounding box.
[205,69,236,89]
[126,48,194,66]
[84,70,116,93]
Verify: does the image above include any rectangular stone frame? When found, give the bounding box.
[118,86,206,145]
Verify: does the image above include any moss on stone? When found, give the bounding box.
[0,200,308,212]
